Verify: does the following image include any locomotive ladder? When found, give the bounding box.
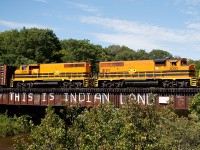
[0,65,5,85]
[191,77,197,87]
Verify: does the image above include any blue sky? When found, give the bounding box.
[1,0,200,60]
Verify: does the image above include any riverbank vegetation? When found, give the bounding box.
[12,94,200,150]
[0,114,30,138]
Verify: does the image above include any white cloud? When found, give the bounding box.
[81,16,189,42]
[80,16,200,59]
[0,20,49,29]
[94,33,164,50]
[186,21,200,30]
[175,0,200,18]
[65,1,101,14]
[184,6,199,15]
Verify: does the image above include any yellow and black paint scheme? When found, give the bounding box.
[11,62,91,88]
[0,58,198,88]
[96,58,199,88]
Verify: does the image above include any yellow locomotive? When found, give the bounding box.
[95,58,199,88]
[11,62,91,88]
[0,58,197,88]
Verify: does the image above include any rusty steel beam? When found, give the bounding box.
[0,88,198,109]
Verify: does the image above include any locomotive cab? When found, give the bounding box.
[14,64,40,75]
[15,65,29,74]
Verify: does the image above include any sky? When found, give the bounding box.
[1,0,200,60]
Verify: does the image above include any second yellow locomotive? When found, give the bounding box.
[95,58,199,88]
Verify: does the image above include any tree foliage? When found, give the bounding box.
[14,106,67,150]
[0,114,30,138]
[189,60,200,71]
[60,39,108,73]
[149,49,173,59]
[189,93,200,121]
[0,28,61,66]
[14,95,200,150]
[105,45,137,61]
[105,45,175,61]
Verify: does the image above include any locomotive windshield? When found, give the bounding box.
[181,60,187,66]
[22,65,28,70]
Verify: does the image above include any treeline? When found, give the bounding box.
[1,28,199,71]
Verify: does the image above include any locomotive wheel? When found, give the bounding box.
[26,82,33,88]
[101,81,108,88]
[163,80,190,88]
[62,82,70,88]
[108,82,115,88]
[184,81,189,87]
[116,81,123,88]
[22,83,27,89]
[178,81,185,88]
[62,81,83,88]
[69,82,75,88]
[74,82,82,88]
[101,81,123,88]
[16,82,22,89]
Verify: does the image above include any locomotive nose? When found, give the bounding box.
[189,64,195,70]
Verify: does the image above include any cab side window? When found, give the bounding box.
[22,66,27,70]
[170,62,176,66]
[181,61,187,66]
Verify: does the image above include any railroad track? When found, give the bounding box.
[1,87,200,94]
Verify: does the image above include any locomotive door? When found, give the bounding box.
[102,69,110,78]
[104,69,110,77]
[154,59,166,77]
[29,64,40,78]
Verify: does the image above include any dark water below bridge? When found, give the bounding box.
[0,134,28,150]
[0,136,15,150]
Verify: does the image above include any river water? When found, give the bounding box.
[0,136,15,150]
[0,134,28,150]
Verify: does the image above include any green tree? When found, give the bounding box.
[0,28,61,66]
[15,94,200,149]
[105,45,137,61]
[148,49,173,59]
[14,106,67,150]
[135,49,149,60]
[104,45,121,60]
[0,114,30,138]
[189,59,200,71]
[155,116,200,149]
[0,29,19,65]
[60,39,107,73]
[66,103,123,149]
[17,28,62,64]
[189,93,200,121]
